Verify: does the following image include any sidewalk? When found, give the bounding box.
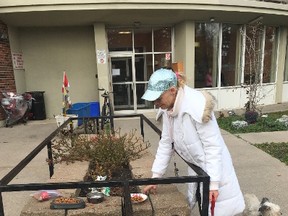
[0,119,57,216]
[0,116,288,215]
[223,130,288,215]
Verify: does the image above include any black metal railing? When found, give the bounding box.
[0,114,210,216]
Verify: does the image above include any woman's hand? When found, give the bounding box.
[209,190,219,202]
[143,185,157,195]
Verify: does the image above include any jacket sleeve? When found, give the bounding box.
[184,88,222,190]
[194,113,223,190]
[151,112,174,177]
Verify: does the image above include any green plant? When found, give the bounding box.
[51,129,150,179]
[217,111,288,134]
[254,142,288,165]
[218,111,288,166]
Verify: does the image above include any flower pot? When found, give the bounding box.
[87,191,104,204]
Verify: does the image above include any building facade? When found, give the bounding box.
[0,0,288,124]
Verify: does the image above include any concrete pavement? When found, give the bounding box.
[0,119,57,216]
[223,130,288,215]
[0,113,288,215]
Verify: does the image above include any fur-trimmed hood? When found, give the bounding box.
[181,86,216,123]
[201,90,216,123]
[155,87,216,123]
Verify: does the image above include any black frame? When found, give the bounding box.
[0,114,210,216]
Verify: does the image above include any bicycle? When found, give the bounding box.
[84,88,114,134]
[98,88,114,130]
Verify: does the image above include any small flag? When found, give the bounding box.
[62,71,70,93]
[62,71,71,116]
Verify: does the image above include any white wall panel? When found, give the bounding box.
[282,82,288,103]
[206,84,277,111]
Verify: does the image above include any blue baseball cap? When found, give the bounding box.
[141,68,177,101]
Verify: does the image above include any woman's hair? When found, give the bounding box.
[175,71,186,88]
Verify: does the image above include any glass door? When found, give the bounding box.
[110,53,136,111]
[110,52,152,112]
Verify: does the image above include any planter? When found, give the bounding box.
[20,152,190,216]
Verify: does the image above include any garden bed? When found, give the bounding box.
[20,151,190,216]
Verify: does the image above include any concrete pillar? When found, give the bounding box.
[93,23,111,108]
[275,27,287,103]
[174,21,195,87]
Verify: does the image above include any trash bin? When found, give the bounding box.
[67,103,90,126]
[27,91,46,120]
[66,102,100,126]
[89,102,100,117]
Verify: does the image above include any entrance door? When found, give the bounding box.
[110,53,135,111]
[110,52,148,112]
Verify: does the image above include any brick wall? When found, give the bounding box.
[0,21,16,120]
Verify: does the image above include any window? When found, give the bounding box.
[107,27,172,70]
[134,28,152,53]
[154,27,172,52]
[107,29,132,51]
[242,24,278,85]
[195,23,220,88]
[221,24,239,86]
[243,24,263,85]
[195,22,279,88]
[107,27,172,110]
[263,26,278,83]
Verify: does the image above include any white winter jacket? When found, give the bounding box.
[151,86,245,216]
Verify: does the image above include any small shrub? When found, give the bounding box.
[51,129,150,179]
[244,111,259,124]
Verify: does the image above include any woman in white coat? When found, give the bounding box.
[141,68,245,216]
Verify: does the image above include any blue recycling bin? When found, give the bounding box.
[67,102,100,126]
[67,103,90,126]
[89,102,100,117]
